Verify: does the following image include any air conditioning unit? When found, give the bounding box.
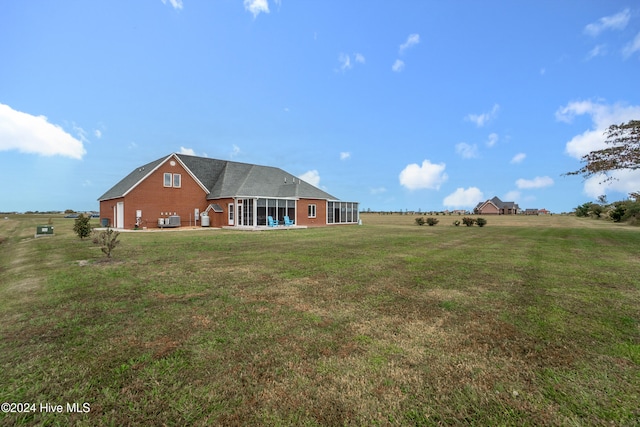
[166,215,181,227]
[158,218,165,226]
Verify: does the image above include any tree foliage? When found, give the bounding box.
[566,120,640,182]
[73,214,92,240]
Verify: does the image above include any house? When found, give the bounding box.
[98,153,359,229]
[474,197,519,215]
[525,208,539,215]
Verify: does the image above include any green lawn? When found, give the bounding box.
[1,214,639,425]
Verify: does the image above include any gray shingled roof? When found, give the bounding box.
[97,155,169,201]
[475,196,520,210]
[98,153,338,201]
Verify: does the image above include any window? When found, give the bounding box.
[164,173,181,188]
[308,204,316,218]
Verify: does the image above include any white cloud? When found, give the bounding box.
[455,142,479,159]
[73,123,89,144]
[510,153,526,164]
[516,176,554,189]
[443,187,484,208]
[399,33,420,54]
[399,160,448,190]
[230,144,241,158]
[337,53,365,72]
[370,187,387,195]
[583,170,640,198]
[584,9,630,37]
[179,146,195,155]
[94,129,102,139]
[299,170,320,187]
[486,133,499,147]
[161,0,183,10]
[0,103,86,159]
[557,100,640,159]
[466,104,500,127]
[244,0,269,18]
[338,53,352,71]
[586,44,607,60]
[392,59,405,72]
[623,32,640,59]
[340,152,351,160]
[503,190,521,202]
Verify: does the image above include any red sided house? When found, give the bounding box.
[98,153,359,229]
[474,196,520,215]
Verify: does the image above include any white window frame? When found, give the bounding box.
[164,173,172,187]
[308,204,316,218]
[173,173,181,188]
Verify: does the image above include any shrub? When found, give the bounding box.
[574,202,592,217]
[73,214,92,240]
[453,220,461,226]
[426,217,439,226]
[92,227,120,258]
[475,217,487,227]
[462,217,475,227]
[621,200,640,225]
[609,202,627,222]
[415,217,425,226]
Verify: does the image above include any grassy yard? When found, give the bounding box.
[1,213,639,425]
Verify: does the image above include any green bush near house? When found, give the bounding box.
[462,216,475,226]
[426,217,439,226]
[475,217,487,227]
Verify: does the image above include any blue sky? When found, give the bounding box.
[1,1,639,213]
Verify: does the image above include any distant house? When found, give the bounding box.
[525,208,539,215]
[474,197,519,215]
[98,153,359,229]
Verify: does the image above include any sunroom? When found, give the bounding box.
[233,198,297,227]
[328,201,359,224]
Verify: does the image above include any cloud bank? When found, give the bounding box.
[399,160,447,190]
[466,104,500,127]
[161,0,183,10]
[299,170,320,187]
[516,176,554,189]
[584,9,630,37]
[443,187,484,208]
[0,103,86,159]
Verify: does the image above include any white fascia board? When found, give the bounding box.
[121,154,174,198]
[172,153,210,194]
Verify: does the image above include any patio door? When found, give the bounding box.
[228,203,234,226]
[237,204,244,226]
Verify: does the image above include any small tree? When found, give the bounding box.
[475,217,487,227]
[426,217,439,226]
[92,227,120,258]
[462,217,475,227]
[415,217,425,226]
[73,213,92,240]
